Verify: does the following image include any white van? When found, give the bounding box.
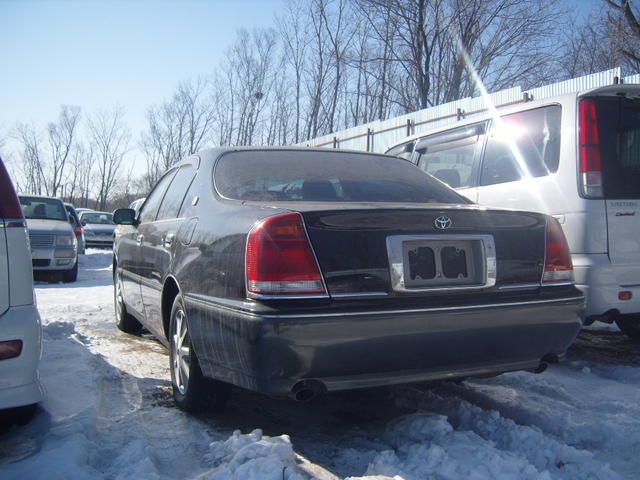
[0,157,43,426]
[387,84,640,339]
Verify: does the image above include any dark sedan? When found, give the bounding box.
[112,147,583,412]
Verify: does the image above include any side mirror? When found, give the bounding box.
[68,214,75,224]
[113,208,137,226]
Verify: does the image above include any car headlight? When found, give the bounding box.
[56,235,76,246]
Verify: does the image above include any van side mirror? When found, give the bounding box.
[113,208,137,226]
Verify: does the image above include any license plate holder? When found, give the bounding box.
[387,234,496,292]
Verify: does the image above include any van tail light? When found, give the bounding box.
[0,159,24,221]
[579,98,603,198]
[542,217,574,284]
[74,225,83,237]
[246,212,327,297]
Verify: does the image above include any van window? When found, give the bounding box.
[594,97,640,198]
[386,141,415,160]
[414,123,486,188]
[157,166,196,220]
[480,105,561,187]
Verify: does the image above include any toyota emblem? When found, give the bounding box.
[434,216,452,230]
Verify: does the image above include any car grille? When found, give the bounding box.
[29,233,55,248]
[32,259,51,267]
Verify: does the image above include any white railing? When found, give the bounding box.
[299,68,634,154]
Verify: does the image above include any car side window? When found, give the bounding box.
[138,170,177,224]
[414,123,486,189]
[156,166,196,221]
[480,105,561,187]
[178,177,200,218]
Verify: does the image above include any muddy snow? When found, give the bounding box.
[1,250,638,479]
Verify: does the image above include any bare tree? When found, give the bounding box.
[47,105,81,197]
[88,108,130,211]
[604,0,640,71]
[141,77,217,184]
[13,122,46,195]
[277,0,311,143]
[561,1,640,77]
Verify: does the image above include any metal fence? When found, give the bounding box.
[298,67,638,154]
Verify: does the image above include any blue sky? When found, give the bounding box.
[0,0,601,174]
[0,0,283,170]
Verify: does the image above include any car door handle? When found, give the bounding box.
[136,234,144,246]
[163,233,175,249]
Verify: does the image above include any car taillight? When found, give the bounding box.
[0,158,24,220]
[74,225,83,237]
[579,98,603,198]
[246,212,327,297]
[542,217,574,284]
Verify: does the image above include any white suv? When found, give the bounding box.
[387,84,640,339]
[0,157,43,425]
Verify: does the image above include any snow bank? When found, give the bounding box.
[199,429,305,480]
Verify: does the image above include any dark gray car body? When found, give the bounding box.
[113,147,583,396]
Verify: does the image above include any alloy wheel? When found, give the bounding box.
[172,309,191,395]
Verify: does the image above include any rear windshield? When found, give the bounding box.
[81,212,114,225]
[594,97,640,198]
[215,150,468,204]
[19,196,67,221]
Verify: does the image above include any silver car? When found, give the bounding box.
[18,195,78,283]
[80,211,116,248]
[65,203,85,255]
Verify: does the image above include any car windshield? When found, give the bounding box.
[19,196,68,221]
[81,212,114,225]
[215,150,468,204]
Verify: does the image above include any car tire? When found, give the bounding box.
[114,267,142,334]
[0,404,38,432]
[62,261,78,283]
[169,294,230,413]
[615,314,640,342]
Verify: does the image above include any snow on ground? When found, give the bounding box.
[0,250,639,479]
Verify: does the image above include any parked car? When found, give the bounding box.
[0,158,43,425]
[19,195,78,283]
[129,197,146,213]
[112,147,583,412]
[80,211,116,249]
[386,84,640,340]
[65,203,85,255]
[75,208,93,215]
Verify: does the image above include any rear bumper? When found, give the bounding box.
[0,305,43,409]
[186,294,584,395]
[573,254,640,318]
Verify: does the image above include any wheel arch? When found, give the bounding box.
[161,275,181,341]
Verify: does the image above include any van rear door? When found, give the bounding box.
[589,96,640,265]
[0,223,8,316]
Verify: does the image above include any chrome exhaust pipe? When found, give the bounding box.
[532,353,560,374]
[290,380,325,402]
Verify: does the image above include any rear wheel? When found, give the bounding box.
[114,266,142,334]
[62,261,78,283]
[169,294,230,412]
[0,404,38,432]
[615,314,640,342]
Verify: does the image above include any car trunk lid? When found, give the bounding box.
[299,206,546,298]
